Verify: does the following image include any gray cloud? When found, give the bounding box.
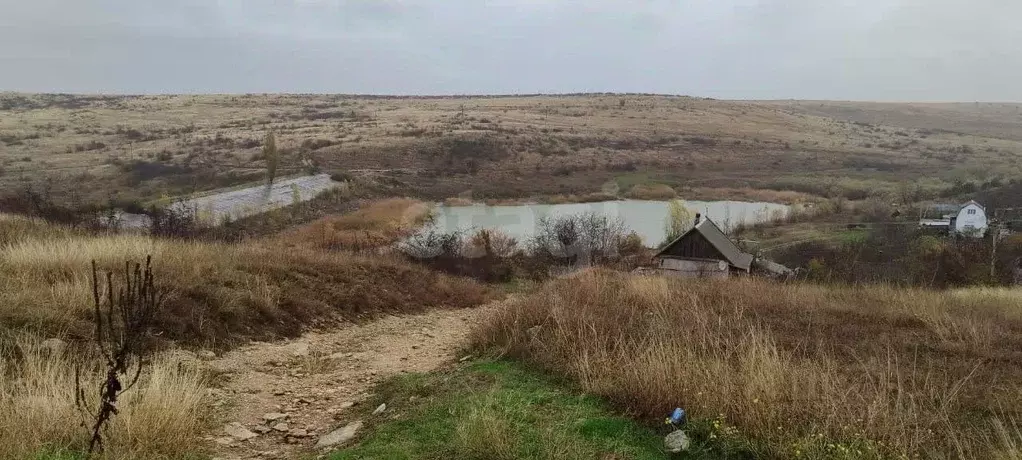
[0,0,1019,100]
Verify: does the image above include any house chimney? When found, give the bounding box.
[694,213,701,225]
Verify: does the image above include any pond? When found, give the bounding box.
[422,199,789,246]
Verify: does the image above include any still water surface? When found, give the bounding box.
[423,200,789,245]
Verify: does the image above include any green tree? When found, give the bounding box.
[662,199,694,243]
[264,131,278,184]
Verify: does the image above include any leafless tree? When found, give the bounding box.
[533,212,626,266]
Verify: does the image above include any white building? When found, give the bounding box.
[952,200,987,236]
[919,200,987,237]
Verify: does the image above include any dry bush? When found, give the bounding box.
[474,271,1022,459]
[278,198,433,251]
[0,224,490,348]
[443,196,475,206]
[624,183,677,200]
[688,187,811,204]
[0,335,208,459]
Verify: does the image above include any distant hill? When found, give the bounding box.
[2,93,1020,205]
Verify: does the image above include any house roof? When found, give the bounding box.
[655,217,754,271]
[961,200,985,210]
[930,200,985,213]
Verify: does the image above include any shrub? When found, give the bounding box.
[531,212,627,266]
[625,183,676,200]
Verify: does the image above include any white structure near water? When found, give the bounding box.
[919,200,987,237]
[170,174,340,225]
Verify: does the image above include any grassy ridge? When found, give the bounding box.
[473,270,1022,459]
[0,207,489,347]
[330,360,665,460]
[0,204,490,459]
[5,94,1022,205]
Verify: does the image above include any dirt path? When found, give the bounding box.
[203,304,498,460]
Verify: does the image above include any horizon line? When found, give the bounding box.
[2,91,1020,105]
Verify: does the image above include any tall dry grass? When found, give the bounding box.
[0,213,78,246]
[0,211,490,347]
[278,198,433,251]
[474,271,1022,459]
[624,183,677,200]
[0,335,208,459]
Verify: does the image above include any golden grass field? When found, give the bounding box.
[3,93,1022,205]
[474,270,1022,459]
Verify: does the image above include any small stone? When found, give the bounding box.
[253,426,272,434]
[411,345,420,350]
[272,422,290,432]
[224,422,258,441]
[288,428,309,438]
[372,403,387,415]
[214,437,235,446]
[664,430,691,453]
[273,390,286,396]
[198,350,216,359]
[315,420,363,448]
[369,370,377,376]
[262,412,288,422]
[339,401,355,409]
[291,342,310,357]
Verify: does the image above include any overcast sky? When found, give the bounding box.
[1,0,1019,100]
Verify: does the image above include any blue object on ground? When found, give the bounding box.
[669,407,686,425]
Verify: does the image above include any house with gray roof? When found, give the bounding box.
[652,214,753,278]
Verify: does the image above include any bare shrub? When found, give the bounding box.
[532,212,627,266]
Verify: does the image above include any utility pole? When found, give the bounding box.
[991,207,1022,280]
[991,209,1000,280]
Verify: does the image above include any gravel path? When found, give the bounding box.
[201,302,501,459]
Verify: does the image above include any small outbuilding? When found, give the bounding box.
[652,214,753,278]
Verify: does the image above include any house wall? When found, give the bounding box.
[660,231,726,261]
[657,257,729,278]
[955,204,987,236]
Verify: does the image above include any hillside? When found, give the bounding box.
[3,93,1022,205]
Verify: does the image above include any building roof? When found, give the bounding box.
[655,217,754,271]
[961,200,985,210]
[930,200,985,213]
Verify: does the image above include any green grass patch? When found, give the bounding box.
[329,360,670,460]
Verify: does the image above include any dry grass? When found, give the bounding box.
[277,198,433,251]
[0,214,490,348]
[624,183,677,200]
[0,335,209,459]
[443,197,476,206]
[685,186,814,204]
[0,213,78,246]
[5,93,1022,205]
[474,270,1022,459]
